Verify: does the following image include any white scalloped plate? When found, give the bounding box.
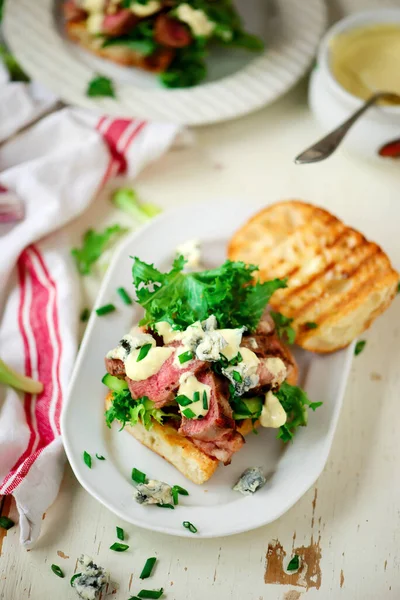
[4,0,326,125]
[61,199,354,538]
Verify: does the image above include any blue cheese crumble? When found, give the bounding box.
[133,479,173,505]
[72,555,109,600]
[233,467,266,496]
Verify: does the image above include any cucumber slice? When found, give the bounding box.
[233,396,263,420]
[102,373,128,392]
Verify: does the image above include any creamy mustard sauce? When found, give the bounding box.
[330,24,400,103]
[177,372,211,419]
[176,4,215,37]
[125,347,174,381]
[86,12,104,34]
[260,391,287,428]
[264,357,287,387]
[219,328,244,361]
[154,321,183,344]
[82,0,105,12]
[131,1,161,17]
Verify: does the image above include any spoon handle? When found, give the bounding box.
[295,94,380,164]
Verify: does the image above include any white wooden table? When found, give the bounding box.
[2,1,400,598]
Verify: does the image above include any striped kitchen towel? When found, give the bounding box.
[0,64,181,547]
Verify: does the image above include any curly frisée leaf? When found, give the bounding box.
[275,382,322,443]
[132,257,287,332]
[105,389,170,431]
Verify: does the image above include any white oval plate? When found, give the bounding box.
[61,199,354,538]
[4,0,326,125]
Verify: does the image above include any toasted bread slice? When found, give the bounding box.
[66,21,174,72]
[228,200,398,353]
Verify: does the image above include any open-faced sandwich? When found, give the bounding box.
[103,256,322,485]
[63,0,264,88]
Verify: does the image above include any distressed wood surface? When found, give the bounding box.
[2,1,400,597]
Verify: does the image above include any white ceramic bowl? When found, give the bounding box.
[309,9,400,161]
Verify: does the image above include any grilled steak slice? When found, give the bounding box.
[154,14,192,48]
[105,357,126,378]
[102,9,138,36]
[179,370,244,463]
[127,353,206,408]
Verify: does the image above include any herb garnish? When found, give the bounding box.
[133,257,286,332]
[116,526,125,541]
[96,304,116,316]
[183,521,198,534]
[202,390,208,410]
[193,391,200,403]
[87,75,116,98]
[51,564,65,578]
[276,382,323,443]
[355,340,366,356]
[137,589,164,599]
[137,343,152,362]
[182,408,196,419]
[287,555,300,571]
[0,516,14,530]
[72,224,127,275]
[117,287,133,305]
[178,351,193,364]
[232,370,242,383]
[270,311,296,344]
[83,451,92,469]
[110,542,129,552]
[70,573,81,586]
[140,557,157,580]
[305,321,318,330]
[80,308,90,322]
[96,454,106,460]
[132,468,147,484]
[175,395,192,407]
[156,503,174,509]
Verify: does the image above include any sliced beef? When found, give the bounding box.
[179,370,245,464]
[143,47,175,72]
[63,0,87,22]
[103,10,138,36]
[127,353,206,409]
[105,357,126,378]
[154,14,192,48]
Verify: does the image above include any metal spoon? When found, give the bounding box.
[295,91,400,164]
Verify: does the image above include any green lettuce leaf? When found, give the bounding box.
[270,311,296,344]
[105,389,170,431]
[132,257,286,332]
[275,382,323,442]
[71,224,128,275]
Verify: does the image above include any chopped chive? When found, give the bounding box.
[175,394,192,407]
[83,451,92,469]
[172,488,179,506]
[51,564,64,578]
[236,352,243,363]
[202,390,208,410]
[110,542,129,552]
[70,573,81,586]
[193,391,200,403]
[132,468,147,484]
[182,521,197,534]
[232,370,242,383]
[305,321,318,330]
[140,557,157,580]
[137,343,152,362]
[96,303,116,316]
[355,340,366,356]
[172,485,189,496]
[0,516,14,530]
[116,526,124,540]
[137,588,164,599]
[80,308,90,322]
[178,351,193,364]
[96,454,106,460]
[287,555,300,571]
[156,503,174,509]
[182,408,196,419]
[117,287,132,305]
[397,281,400,293]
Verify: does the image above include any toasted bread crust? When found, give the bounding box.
[228,200,399,353]
[66,21,174,72]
